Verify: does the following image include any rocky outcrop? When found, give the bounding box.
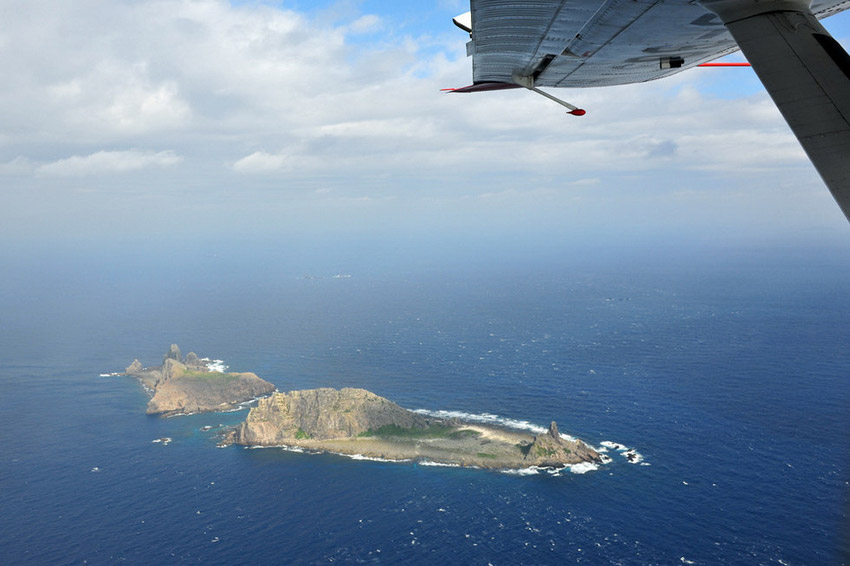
[524,421,599,467]
[125,345,275,417]
[164,344,181,363]
[233,388,431,445]
[146,368,275,417]
[125,359,142,374]
[184,351,201,369]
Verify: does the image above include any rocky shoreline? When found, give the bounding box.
[224,387,602,470]
[123,346,601,471]
[124,345,275,417]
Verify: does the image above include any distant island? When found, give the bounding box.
[125,346,601,471]
[124,344,275,417]
[224,387,602,470]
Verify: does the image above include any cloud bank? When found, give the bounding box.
[1,0,847,244]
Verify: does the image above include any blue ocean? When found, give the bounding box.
[1,239,848,565]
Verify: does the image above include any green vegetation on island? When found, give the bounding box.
[227,387,602,470]
[123,347,601,471]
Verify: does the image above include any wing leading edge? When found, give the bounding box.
[457,0,850,222]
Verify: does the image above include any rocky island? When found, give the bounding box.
[225,387,602,470]
[122,346,602,471]
[125,345,276,417]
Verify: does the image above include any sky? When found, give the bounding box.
[2,0,849,261]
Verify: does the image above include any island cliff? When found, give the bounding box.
[125,345,275,417]
[229,388,601,470]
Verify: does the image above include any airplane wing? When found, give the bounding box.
[455,0,850,221]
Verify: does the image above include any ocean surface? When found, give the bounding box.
[1,240,848,565]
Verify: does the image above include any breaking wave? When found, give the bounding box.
[418,460,461,468]
[500,462,600,476]
[598,441,646,464]
[344,453,411,463]
[200,358,228,373]
[566,462,599,474]
[500,466,545,476]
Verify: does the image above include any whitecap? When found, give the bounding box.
[500,466,544,476]
[418,460,460,468]
[598,441,646,464]
[566,462,599,475]
[199,358,228,373]
[98,372,121,377]
[279,446,305,454]
[345,453,410,463]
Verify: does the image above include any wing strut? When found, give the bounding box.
[527,86,587,116]
[700,0,850,221]
[512,73,586,116]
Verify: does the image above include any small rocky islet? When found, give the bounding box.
[124,344,275,417]
[124,345,602,471]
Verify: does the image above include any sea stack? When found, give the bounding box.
[524,420,599,467]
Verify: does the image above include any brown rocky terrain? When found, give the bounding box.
[124,345,275,417]
[229,387,601,470]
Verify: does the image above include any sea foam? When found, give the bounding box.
[418,460,461,468]
[200,358,228,373]
[344,453,410,464]
[566,462,599,474]
[598,441,646,464]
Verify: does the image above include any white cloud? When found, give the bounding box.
[37,150,182,177]
[0,157,37,175]
[347,14,382,34]
[232,151,293,174]
[1,1,847,239]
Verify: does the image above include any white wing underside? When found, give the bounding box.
[469,0,850,87]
